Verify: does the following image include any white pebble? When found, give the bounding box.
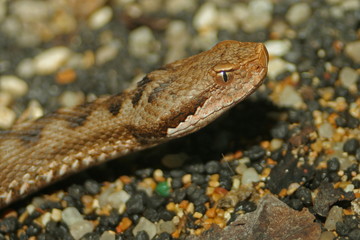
[277,85,304,108]
[318,123,333,139]
[241,167,260,185]
[0,92,12,107]
[265,40,291,57]
[156,220,176,234]
[108,190,131,208]
[17,58,35,78]
[34,46,72,75]
[88,6,113,30]
[193,2,218,32]
[100,231,116,240]
[51,208,62,222]
[242,0,273,32]
[270,138,283,151]
[62,207,84,225]
[0,75,28,97]
[165,0,196,14]
[69,220,94,240]
[0,106,16,129]
[58,91,85,108]
[345,41,360,63]
[339,67,358,90]
[96,40,121,65]
[40,212,51,226]
[267,58,291,79]
[324,206,343,231]
[165,21,190,64]
[128,26,159,63]
[344,184,354,192]
[133,217,157,239]
[286,2,311,26]
[12,0,50,21]
[351,198,360,215]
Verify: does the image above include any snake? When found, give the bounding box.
[0,40,268,209]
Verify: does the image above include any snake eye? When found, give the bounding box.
[213,62,236,85]
[215,70,234,85]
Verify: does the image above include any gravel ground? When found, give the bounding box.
[0,0,360,239]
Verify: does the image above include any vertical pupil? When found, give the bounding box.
[222,71,228,82]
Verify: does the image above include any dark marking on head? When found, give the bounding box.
[132,76,152,107]
[126,95,208,144]
[106,93,125,116]
[163,96,208,129]
[148,82,170,103]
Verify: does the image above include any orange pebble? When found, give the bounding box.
[116,217,132,233]
[56,69,77,84]
[172,229,181,238]
[179,200,189,209]
[119,176,132,184]
[205,207,216,218]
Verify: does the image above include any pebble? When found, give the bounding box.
[286,2,311,26]
[242,0,273,32]
[319,231,335,240]
[62,207,94,240]
[327,158,340,172]
[0,75,28,97]
[69,220,94,240]
[51,209,62,222]
[161,153,187,168]
[99,231,115,240]
[265,40,291,57]
[343,138,360,155]
[156,220,176,235]
[132,217,157,239]
[241,168,260,185]
[349,229,360,240]
[16,58,35,78]
[318,123,334,139]
[339,67,358,90]
[352,197,360,215]
[165,21,190,64]
[0,106,16,129]
[58,91,85,108]
[96,40,121,65]
[108,190,131,209]
[165,0,196,15]
[277,85,304,108]
[34,47,72,75]
[62,207,83,225]
[345,41,360,63]
[270,139,284,151]
[267,58,288,79]
[324,206,343,231]
[88,6,113,29]
[193,2,218,33]
[128,26,159,63]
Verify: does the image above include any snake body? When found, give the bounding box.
[0,40,268,208]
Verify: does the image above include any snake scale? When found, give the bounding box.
[0,40,268,209]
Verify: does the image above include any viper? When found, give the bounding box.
[0,40,268,208]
